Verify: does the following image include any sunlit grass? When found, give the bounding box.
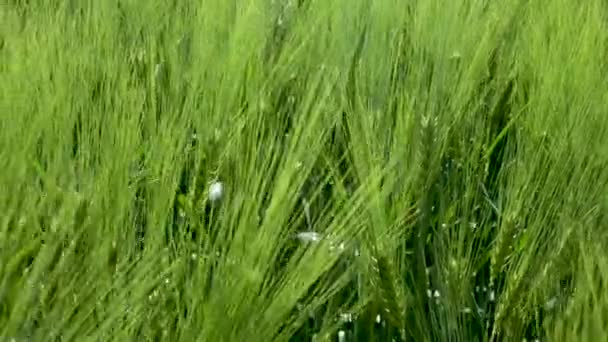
[1,0,608,341]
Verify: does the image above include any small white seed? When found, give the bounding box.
[338,330,346,342]
[340,312,353,323]
[208,181,224,202]
[296,231,322,243]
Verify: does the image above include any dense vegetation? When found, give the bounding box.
[2,0,608,341]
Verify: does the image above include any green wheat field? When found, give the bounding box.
[2,0,608,341]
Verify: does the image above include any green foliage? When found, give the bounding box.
[2,0,608,341]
